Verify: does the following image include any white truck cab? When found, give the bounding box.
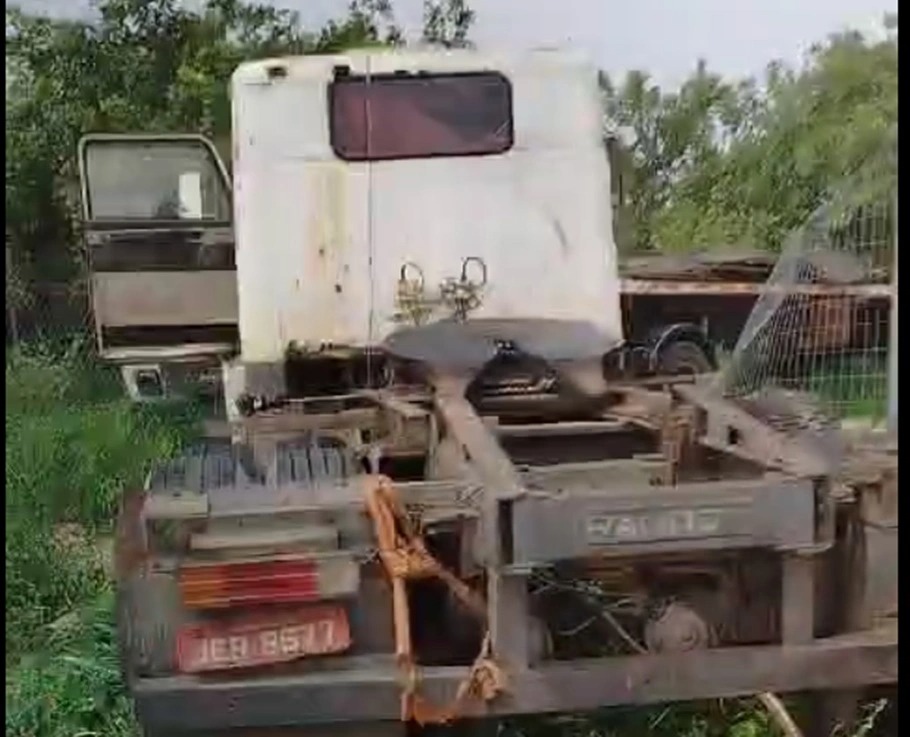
[231,49,621,361]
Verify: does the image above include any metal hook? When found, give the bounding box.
[461,256,488,287]
[399,261,425,289]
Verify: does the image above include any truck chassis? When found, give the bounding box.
[118,367,897,736]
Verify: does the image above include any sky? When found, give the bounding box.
[16,0,897,89]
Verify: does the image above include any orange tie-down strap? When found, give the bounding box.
[363,475,507,725]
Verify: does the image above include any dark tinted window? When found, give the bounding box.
[329,72,513,161]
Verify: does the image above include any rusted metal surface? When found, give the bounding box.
[78,134,238,363]
[605,385,674,430]
[432,380,526,505]
[494,419,629,438]
[674,383,834,478]
[101,343,235,363]
[430,377,532,674]
[147,453,776,526]
[143,478,476,522]
[132,623,897,732]
[116,320,895,734]
[365,391,433,457]
[92,271,238,328]
[522,458,665,488]
[122,395,898,735]
[781,554,816,645]
[620,248,891,290]
[360,390,428,420]
[87,227,235,272]
[144,493,209,521]
[238,408,380,436]
[797,295,858,352]
[861,492,898,623]
[847,441,898,621]
[509,477,816,565]
[621,279,892,297]
[126,377,898,724]
[620,250,778,283]
[188,526,339,553]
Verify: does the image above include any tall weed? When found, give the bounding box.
[6,592,135,737]
[5,342,197,657]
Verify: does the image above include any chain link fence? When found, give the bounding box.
[717,164,896,434]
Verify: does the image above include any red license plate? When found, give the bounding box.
[176,604,351,673]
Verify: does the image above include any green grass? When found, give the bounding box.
[5,339,199,736]
[6,592,136,737]
[716,347,890,423]
[805,360,888,422]
[466,700,779,737]
[3,339,893,737]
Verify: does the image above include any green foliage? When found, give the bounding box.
[5,343,198,657]
[423,0,476,48]
[487,700,778,737]
[315,0,404,52]
[604,18,897,252]
[6,592,134,737]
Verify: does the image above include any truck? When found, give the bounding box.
[77,48,896,737]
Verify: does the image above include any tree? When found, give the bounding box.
[714,24,898,248]
[315,0,403,51]
[602,62,752,251]
[608,16,897,250]
[604,16,897,253]
[422,0,475,48]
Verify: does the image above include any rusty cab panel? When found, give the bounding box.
[77,134,238,396]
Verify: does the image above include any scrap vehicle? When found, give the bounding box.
[77,48,897,737]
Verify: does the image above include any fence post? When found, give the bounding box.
[887,194,898,433]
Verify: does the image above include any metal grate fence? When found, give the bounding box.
[717,173,896,432]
